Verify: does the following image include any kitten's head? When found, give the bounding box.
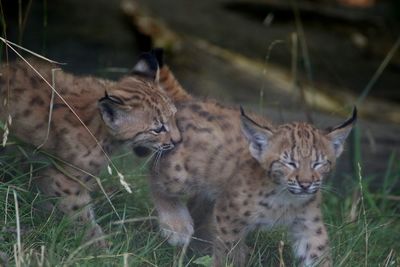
[98,52,181,152]
[241,108,356,196]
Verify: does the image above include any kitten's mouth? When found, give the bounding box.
[156,143,175,151]
[133,146,151,157]
[287,187,319,195]
[133,143,174,157]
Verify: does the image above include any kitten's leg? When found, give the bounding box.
[290,211,331,267]
[188,193,215,254]
[212,197,249,267]
[35,168,107,248]
[150,181,194,246]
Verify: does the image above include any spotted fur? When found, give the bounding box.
[150,59,356,266]
[0,55,180,246]
[158,65,191,103]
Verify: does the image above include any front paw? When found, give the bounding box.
[84,224,109,249]
[159,211,194,246]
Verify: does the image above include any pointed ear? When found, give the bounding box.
[240,107,273,162]
[326,107,357,157]
[131,52,160,82]
[98,98,130,132]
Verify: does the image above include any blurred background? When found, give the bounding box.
[1,0,399,187]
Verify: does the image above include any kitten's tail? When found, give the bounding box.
[152,48,192,103]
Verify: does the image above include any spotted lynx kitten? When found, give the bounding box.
[0,54,180,246]
[149,54,356,266]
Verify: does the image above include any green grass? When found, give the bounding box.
[0,129,399,267]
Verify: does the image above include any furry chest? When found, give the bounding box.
[254,193,312,227]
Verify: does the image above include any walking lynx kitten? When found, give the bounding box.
[0,53,180,246]
[149,54,356,266]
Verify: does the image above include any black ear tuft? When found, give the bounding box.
[98,91,124,105]
[131,52,160,80]
[326,106,357,157]
[151,48,164,67]
[240,105,245,116]
[98,91,109,102]
[330,106,357,132]
[240,107,273,162]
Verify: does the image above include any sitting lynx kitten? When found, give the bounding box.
[0,54,180,246]
[149,54,356,266]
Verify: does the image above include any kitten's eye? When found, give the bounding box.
[287,162,297,168]
[312,162,324,169]
[152,124,166,134]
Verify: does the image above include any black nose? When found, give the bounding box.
[171,137,182,146]
[299,181,312,189]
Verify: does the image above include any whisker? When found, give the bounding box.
[319,186,342,197]
[138,149,159,170]
[152,149,164,174]
[276,187,288,197]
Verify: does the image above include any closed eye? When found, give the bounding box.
[152,124,167,134]
[282,161,297,169]
[312,162,325,169]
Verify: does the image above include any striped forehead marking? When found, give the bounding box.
[280,123,318,159]
[114,77,176,119]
